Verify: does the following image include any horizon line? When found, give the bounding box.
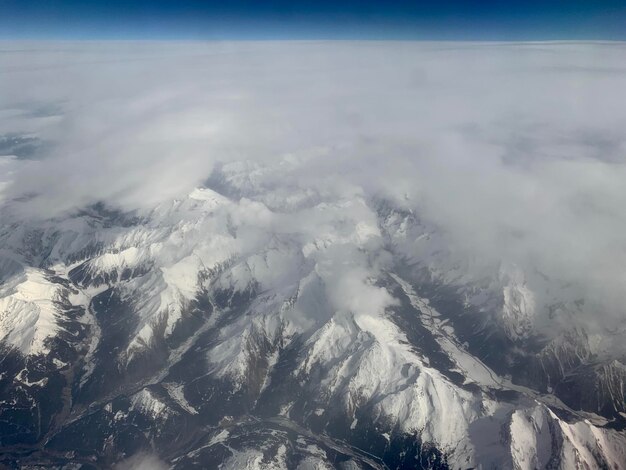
[2,37,626,43]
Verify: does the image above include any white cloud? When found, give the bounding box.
[114,451,168,470]
[2,40,626,332]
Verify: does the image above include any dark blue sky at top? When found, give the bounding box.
[1,0,626,40]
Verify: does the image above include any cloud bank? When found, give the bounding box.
[2,40,626,333]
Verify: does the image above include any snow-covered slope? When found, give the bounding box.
[0,162,625,469]
[0,268,67,355]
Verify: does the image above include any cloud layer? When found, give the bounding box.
[2,40,626,331]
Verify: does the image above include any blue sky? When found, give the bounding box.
[1,0,626,40]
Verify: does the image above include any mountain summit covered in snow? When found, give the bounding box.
[1,41,626,469]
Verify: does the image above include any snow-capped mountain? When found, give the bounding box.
[0,159,624,470]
